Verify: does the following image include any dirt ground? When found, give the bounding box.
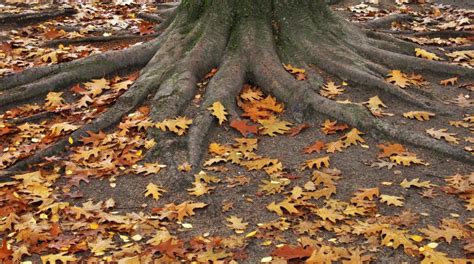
[0,0,473,263]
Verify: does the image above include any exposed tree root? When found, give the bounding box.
[0,8,76,26]
[137,12,166,23]
[187,55,245,167]
[44,33,159,47]
[389,30,474,38]
[0,38,161,108]
[362,14,413,29]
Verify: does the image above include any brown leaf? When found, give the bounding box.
[288,123,310,136]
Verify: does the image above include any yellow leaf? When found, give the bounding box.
[390,154,428,166]
[415,48,442,61]
[40,252,78,263]
[302,156,330,170]
[315,207,345,223]
[403,111,435,121]
[49,122,79,137]
[258,116,292,136]
[400,178,432,189]
[320,81,345,99]
[267,199,299,215]
[144,183,166,200]
[226,216,249,233]
[426,128,459,144]
[381,228,417,250]
[45,92,65,109]
[283,63,305,74]
[208,101,228,125]
[341,128,365,146]
[187,181,214,196]
[156,116,193,136]
[380,194,404,206]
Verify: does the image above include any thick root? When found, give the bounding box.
[0,8,76,25]
[44,33,159,47]
[0,38,162,107]
[355,44,474,78]
[362,14,413,30]
[137,12,166,23]
[187,55,246,167]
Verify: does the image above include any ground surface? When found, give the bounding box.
[0,1,473,263]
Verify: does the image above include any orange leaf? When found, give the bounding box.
[230,119,258,137]
[304,141,325,154]
[271,245,314,260]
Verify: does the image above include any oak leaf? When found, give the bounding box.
[267,199,299,215]
[271,245,314,260]
[175,202,207,221]
[230,119,258,137]
[326,140,345,153]
[88,237,115,256]
[208,101,228,125]
[415,48,442,61]
[419,220,466,244]
[146,229,173,246]
[240,85,263,102]
[380,194,404,206]
[403,111,435,121]
[40,252,77,264]
[315,207,345,223]
[420,247,451,264]
[225,216,248,233]
[440,77,458,86]
[377,143,406,158]
[341,128,365,146]
[320,81,345,99]
[258,116,292,136]
[302,156,330,170]
[381,228,417,250]
[49,122,79,137]
[400,178,432,189]
[342,248,372,264]
[135,163,166,175]
[187,181,214,196]
[258,95,284,113]
[288,123,310,136]
[386,70,411,88]
[364,96,392,117]
[390,154,428,166]
[321,119,349,135]
[45,92,65,109]
[351,188,379,204]
[426,128,459,144]
[144,183,166,200]
[156,117,192,136]
[304,141,325,154]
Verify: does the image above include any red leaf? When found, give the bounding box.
[230,119,258,137]
[0,240,13,262]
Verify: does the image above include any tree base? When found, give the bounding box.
[1,0,473,177]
